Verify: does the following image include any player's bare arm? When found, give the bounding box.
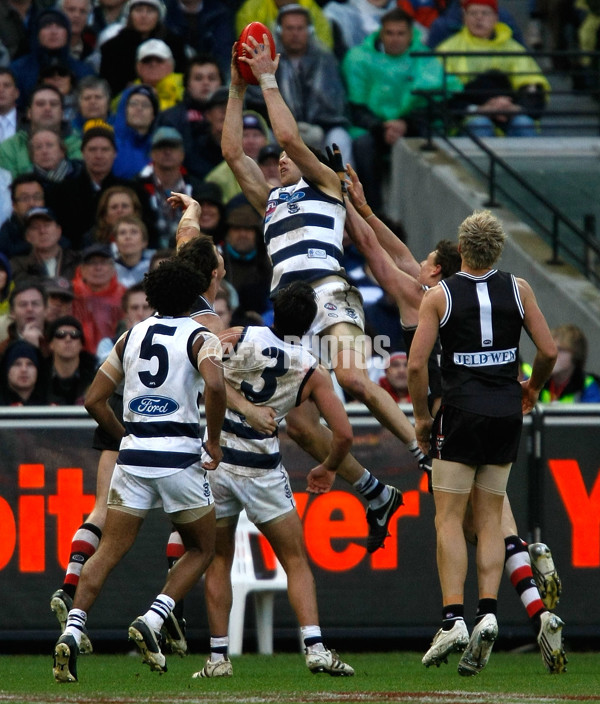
[303,365,353,493]
[346,164,420,277]
[242,34,341,199]
[407,287,443,454]
[84,336,126,442]
[167,192,202,249]
[517,277,558,414]
[222,44,272,214]
[195,332,226,469]
[344,196,424,325]
[218,325,278,434]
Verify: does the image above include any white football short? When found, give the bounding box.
[208,464,296,525]
[309,277,365,336]
[107,462,213,515]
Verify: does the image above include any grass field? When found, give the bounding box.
[2,650,599,704]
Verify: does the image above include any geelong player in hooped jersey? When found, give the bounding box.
[53,259,226,683]
[220,35,430,555]
[408,210,558,676]
[197,280,356,678]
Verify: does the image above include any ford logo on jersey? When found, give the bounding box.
[129,396,179,415]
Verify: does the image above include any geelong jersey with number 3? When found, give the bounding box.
[264,177,346,295]
[219,325,318,476]
[438,269,524,416]
[117,315,209,477]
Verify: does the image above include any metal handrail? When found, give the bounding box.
[406,49,600,286]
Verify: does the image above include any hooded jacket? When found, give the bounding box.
[435,22,551,92]
[112,85,158,179]
[10,8,95,109]
[342,27,463,134]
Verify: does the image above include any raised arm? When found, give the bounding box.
[345,195,424,326]
[241,33,341,199]
[222,44,272,213]
[168,191,202,250]
[518,278,557,414]
[346,164,420,277]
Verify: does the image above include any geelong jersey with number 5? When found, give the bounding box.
[118,315,212,477]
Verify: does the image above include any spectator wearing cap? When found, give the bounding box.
[205,110,271,207]
[45,276,75,323]
[436,0,550,136]
[427,0,525,49]
[131,38,183,111]
[46,119,151,250]
[135,126,203,248]
[112,84,159,179]
[186,85,229,180]
[42,314,97,405]
[10,206,80,285]
[72,243,126,354]
[194,181,226,246]
[222,202,272,318]
[9,7,95,110]
[0,84,82,179]
[112,214,155,286]
[99,0,187,97]
[156,55,225,179]
[0,174,45,258]
[257,143,282,188]
[165,0,234,81]
[0,280,49,358]
[0,339,47,405]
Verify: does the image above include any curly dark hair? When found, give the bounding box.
[177,235,218,278]
[272,281,317,338]
[143,259,209,316]
[435,239,461,279]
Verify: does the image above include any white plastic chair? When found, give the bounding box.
[228,510,288,655]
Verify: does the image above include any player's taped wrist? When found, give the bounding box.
[229,86,244,100]
[356,202,373,219]
[259,73,278,90]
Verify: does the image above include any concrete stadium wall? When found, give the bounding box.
[387,138,600,371]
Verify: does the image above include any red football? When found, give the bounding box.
[237,21,276,85]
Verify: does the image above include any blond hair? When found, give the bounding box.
[458,210,506,269]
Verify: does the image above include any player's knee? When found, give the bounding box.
[335,368,369,402]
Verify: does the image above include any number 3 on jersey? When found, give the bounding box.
[241,346,288,403]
